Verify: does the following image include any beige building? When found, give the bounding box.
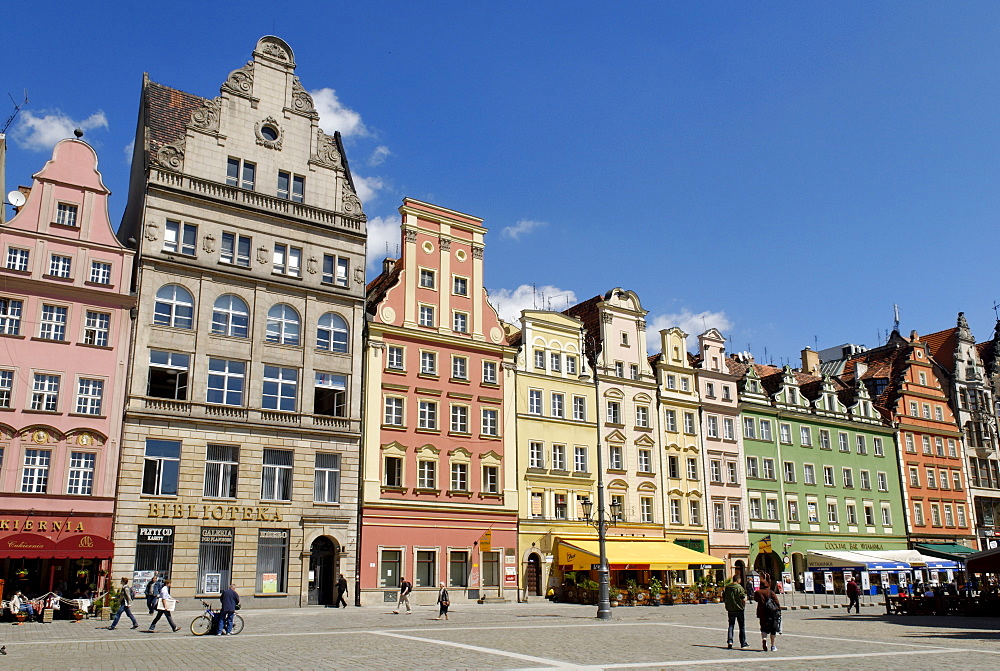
[112,36,367,608]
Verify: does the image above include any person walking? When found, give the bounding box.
[145,572,163,615]
[146,578,180,632]
[393,576,412,614]
[723,573,749,649]
[108,577,140,630]
[336,574,349,608]
[846,576,860,614]
[216,584,240,635]
[753,579,781,652]
[436,582,449,620]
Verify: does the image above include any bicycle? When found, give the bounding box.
[190,601,244,636]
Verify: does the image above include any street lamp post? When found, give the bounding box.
[579,330,620,620]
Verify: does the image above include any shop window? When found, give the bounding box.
[416,550,437,588]
[198,527,234,594]
[449,550,469,587]
[134,526,174,590]
[256,529,289,593]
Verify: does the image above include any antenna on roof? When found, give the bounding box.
[1,90,28,135]
[993,301,1000,320]
[893,304,900,333]
[532,283,537,310]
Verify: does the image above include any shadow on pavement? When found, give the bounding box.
[800,614,1000,634]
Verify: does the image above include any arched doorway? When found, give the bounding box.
[308,536,340,606]
[526,554,542,596]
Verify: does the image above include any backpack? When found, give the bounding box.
[765,596,780,614]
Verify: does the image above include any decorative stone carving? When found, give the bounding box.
[307,257,318,275]
[202,234,216,254]
[261,40,290,62]
[313,130,342,168]
[370,341,386,351]
[490,327,504,344]
[257,245,269,264]
[354,268,364,285]
[502,362,517,371]
[343,190,364,219]
[145,221,159,242]
[636,318,646,331]
[189,97,222,133]
[404,229,418,244]
[154,141,185,170]
[602,313,614,324]
[472,246,484,260]
[439,237,452,251]
[254,116,283,150]
[222,61,254,97]
[290,77,317,116]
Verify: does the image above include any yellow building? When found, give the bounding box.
[510,310,597,599]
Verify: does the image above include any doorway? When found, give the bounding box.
[307,536,340,606]
[526,554,542,596]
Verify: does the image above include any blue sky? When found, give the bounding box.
[5,1,1000,364]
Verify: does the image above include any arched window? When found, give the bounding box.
[266,304,300,345]
[317,312,349,353]
[153,284,194,329]
[212,294,249,338]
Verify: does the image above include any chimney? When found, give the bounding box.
[801,347,820,375]
[382,258,396,274]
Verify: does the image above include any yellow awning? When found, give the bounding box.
[557,539,724,571]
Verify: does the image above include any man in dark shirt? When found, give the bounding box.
[217,584,240,635]
[336,574,349,608]
[846,577,860,614]
[393,576,412,614]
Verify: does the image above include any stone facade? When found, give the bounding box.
[112,36,367,608]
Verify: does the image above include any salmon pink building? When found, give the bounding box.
[0,137,134,595]
[361,199,517,605]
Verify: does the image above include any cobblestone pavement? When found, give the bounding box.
[1,600,997,669]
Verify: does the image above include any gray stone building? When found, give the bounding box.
[112,36,367,608]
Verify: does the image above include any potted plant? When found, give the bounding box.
[609,588,622,606]
[15,568,29,579]
[626,579,641,606]
[667,585,682,605]
[97,569,108,577]
[14,610,28,624]
[649,577,663,606]
[76,569,89,579]
[72,609,86,621]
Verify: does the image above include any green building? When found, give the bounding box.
[727,350,907,592]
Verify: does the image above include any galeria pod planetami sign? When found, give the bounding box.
[147,502,283,522]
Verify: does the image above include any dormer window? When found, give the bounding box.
[56,203,78,227]
[788,388,797,404]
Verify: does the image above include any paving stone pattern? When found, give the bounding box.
[1,601,997,669]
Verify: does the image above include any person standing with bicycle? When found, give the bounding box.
[217,584,240,635]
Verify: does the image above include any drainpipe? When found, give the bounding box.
[354,309,371,607]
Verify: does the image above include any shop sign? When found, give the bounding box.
[139,527,173,543]
[0,519,86,533]
[804,572,815,592]
[261,573,279,593]
[822,541,885,551]
[148,502,282,522]
[200,527,235,544]
[861,572,870,591]
[823,572,834,591]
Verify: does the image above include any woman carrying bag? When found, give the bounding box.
[436,582,449,620]
[147,578,181,632]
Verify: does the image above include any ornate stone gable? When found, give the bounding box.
[290,77,318,118]
[188,97,222,134]
[221,61,255,99]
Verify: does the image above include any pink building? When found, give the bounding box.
[360,199,518,605]
[0,138,135,596]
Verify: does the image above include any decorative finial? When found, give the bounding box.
[73,128,83,138]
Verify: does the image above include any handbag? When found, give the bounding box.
[441,599,450,607]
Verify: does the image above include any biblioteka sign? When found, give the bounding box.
[147,502,283,522]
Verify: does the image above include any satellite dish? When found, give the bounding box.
[7,191,26,208]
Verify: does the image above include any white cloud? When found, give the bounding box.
[502,218,547,240]
[123,140,135,164]
[368,145,391,167]
[646,309,734,353]
[353,174,385,205]
[365,215,401,273]
[14,110,108,151]
[489,284,578,323]
[310,88,368,138]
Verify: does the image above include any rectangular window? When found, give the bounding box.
[690,500,702,525]
[922,403,931,419]
[384,397,404,426]
[874,437,884,456]
[827,502,838,524]
[615,362,624,377]
[534,350,545,369]
[845,504,857,525]
[909,466,920,487]
[573,396,586,421]
[220,232,251,267]
[864,505,875,526]
[759,419,772,441]
[743,418,756,439]
[913,502,924,526]
[762,458,775,480]
[921,436,931,455]
[687,457,698,480]
[714,502,725,529]
[749,499,761,520]
[48,253,72,278]
[842,468,854,488]
[727,461,739,484]
[204,444,239,499]
[710,460,722,483]
[551,393,565,418]
[609,445,623,470]
[75,378,104,415]
[745,457,759,478]
[415,549,437,588]
[881,507,892,526]
[6,247,30,272]
[784,461,796,483]
[207,358,246,406]
[419,268,436,289]
[277,171,305,203]
[800,426,812,446]
[666,410,677,432]
[952,471,962,490]
[30,373,60,411]
[566,356,577,375]
[313,453,341,503]
[724,418,735,440]
[451,356,468,380]
[957,504,968,527]
[529,441,544,469]
[635,406,649,427]
[453,276,468,295]
[819,430,831,449]
[858,469,870,489]
[549,353,561,372]
[314,372,347,417]
[779,423,792,444]
[379,549,402,588]
[939,470,949,489]
[707,415,719,438]
[261,448,293,501]
[256,529,289,594]
[197,527,234,595]
[84,310,111,346]
[483,361,497,384]
[420,351,437,375]
[838,432,850,452]
[935,437,945,457]
[134,526,175,583]
[930,503,941,526]
[418,460,436,489]
[387,346,404,370]
[641,497,654,523]
[89,260,112,284]
[449,551,469,587]
[554,493,568,519]
[450,404,468,433]
[148,350,189,400]
[163,220,197,255]
[706,382,716,398]
[905,434,915,453]
[787,500,799,522]
[450,462,468,491]
[666,375,676,389]
[823,466,834,486]
[0,369,12,408]
[607,401,621,424]
[729,504,741,529]
[418,400,438,430]
[384,456,402,487]
[684,412,696,434]
[669,455,680,478]
[807,502,819,523]
[419,305,435,327]
[854,435,866,454]
[142,438,180,496]
[552,444,566,470]
[272,244,302,277]
[804,464,816,484]
[20,449,50,493]
[39,304,68,340]
[453,312,468,333]
[944,505,955,527]
[482,408,498,436]
[528,389,542,415]
[574,446,588,472]
[948,439,957,458]
[877,471,888,491]
[638,449,652,473]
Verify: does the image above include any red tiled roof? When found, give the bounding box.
[562,294,604,360]
[144,79,206,166]
[837,333,912,412]
[921,327,957,371]
[365,258,403,315]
